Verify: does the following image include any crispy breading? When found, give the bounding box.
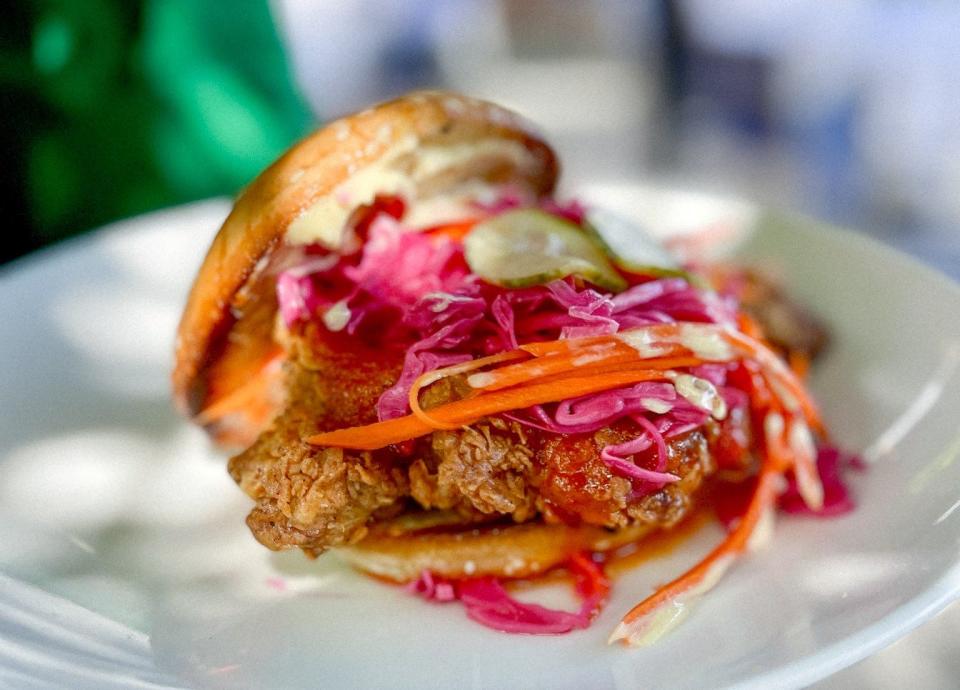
[228,329,749,553]
[229,377,730,554]
[537,423,714,529]
[228,326,409,553]
[410,418,539,521]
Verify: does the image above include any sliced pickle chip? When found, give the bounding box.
[584,208,687,279]
[464,209,628,292]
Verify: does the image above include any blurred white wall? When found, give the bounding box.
[273,0,660,189]
[272,0,960,276]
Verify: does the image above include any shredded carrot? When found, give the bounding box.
[519,323,686,358]
[519,335,617,358]
[471,349,697,392]
[194,351,284,426]
[610,460,780,645]
[473,342,636,390]
[519,323,823,432]
[609,380,824,645]
[734,313,819,423]
[736,312,767,342]
[308,414,434,450]
[407,350,527,430]
[309,323,824,452]
[299,311,832,644]
[423,368,673,426]
[740,359,774,413]
[409,395,476,431]
[423,219,479,242]
[308,368,672,450]
[722,328,824,433]
[788,350,810,380]
[520,361,696,392]
[568,553,611,617]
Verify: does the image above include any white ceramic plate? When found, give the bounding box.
[2,192,959,690]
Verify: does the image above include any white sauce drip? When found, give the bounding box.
[668,372,728,420]
[617,330,675,359]
[285,137,531,248]
[424,292,478,313]
[322,299,351,332]
[641,398,673,414]
[572,351,611,367]
[678,324,735,361]
[467,372,495,389]
[609,553,736,647]
[763,411,785,446]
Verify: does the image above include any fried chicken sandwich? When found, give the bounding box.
[173,91,839,644]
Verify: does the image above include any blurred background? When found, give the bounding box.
[3,0,960,277]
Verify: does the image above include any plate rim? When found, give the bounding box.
[1,193,959,689]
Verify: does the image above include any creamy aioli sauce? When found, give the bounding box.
[617,329,676,359]
[467,372,495,389]
[668,372,728,420]
[763,411,785,446]
[641,398,673,414]
[677,324,735,361]
[609,552,736,646]
[322,299,352,331]
[285,138,533,247]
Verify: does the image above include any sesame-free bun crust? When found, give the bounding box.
[172,92,558,444]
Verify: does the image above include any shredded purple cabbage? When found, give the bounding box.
[276,203,746,497]
[275,255,340,326]
[274,215,472,335]
[408,572,598,635]
[459,578,597,634]
[780,446,864,517]
[406,569,456,602]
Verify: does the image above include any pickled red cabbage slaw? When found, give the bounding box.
[780,446,863,517]
[407,553,610,635]
[276,197,856,642]
[276,213,472,337]
[276,207,742,496]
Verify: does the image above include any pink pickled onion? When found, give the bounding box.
[600,415,679,488]
[406,570,456,602]
[275,255,339,326]
[714,447,864,530]
[779,446,864,517]
[459,579,593,634]
[376,290,487,420]
[344,215,470,309]
[541,197,587,225]
[406,556,608,635]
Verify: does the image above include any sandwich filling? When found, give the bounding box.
[220,190,843,643]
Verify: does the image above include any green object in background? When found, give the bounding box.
[141,0,311,199]
[10,0,312,255]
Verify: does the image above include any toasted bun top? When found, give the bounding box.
[172,91,559,433]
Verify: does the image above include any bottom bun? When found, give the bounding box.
[336,511,654,581]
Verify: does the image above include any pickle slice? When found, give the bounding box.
[584,208,684,278]
[464,209,627,292]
